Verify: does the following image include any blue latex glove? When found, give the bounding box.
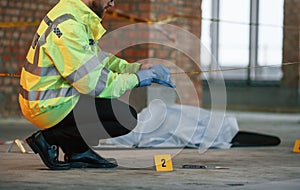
[151,65,176,88]
[135,69,155,87]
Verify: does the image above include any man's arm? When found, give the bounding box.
[47,20,140,98]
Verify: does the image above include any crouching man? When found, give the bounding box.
[19,0,175,170]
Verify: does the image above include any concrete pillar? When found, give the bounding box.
[282,0,300,107]
[282,0,300,88]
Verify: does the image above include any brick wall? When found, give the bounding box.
[0,0,58,118]
[0,0,202,118]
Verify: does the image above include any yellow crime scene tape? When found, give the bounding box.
[0,9,174,28]
[0,73,21,77]
[106,9,178,24]
[107,9,300,30]
[1,8,298,29]
[0,62,299,78]
[171,62,300,75]
[0,21,40,28]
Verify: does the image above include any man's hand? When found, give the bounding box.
[136,64,176,88]
[135,69,155,87]
[151,65,176,88]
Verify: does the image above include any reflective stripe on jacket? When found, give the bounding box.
[19,0,141,129]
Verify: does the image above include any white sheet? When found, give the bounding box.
[97,100,239,149]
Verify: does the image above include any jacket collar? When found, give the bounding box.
[61,0,106,40]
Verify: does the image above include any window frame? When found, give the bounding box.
[201,0,283,86]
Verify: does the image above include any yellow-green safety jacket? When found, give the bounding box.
[19,0,141,129]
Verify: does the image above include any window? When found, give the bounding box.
[201,0,284,83]
[257,0,284,81]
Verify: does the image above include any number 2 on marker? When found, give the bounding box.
[154,154,173,172]
[161,159,166,167]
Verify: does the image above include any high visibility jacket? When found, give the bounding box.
[19,0,141,129]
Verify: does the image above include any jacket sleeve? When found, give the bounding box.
[45,19,139,98]
[98,47,141,74]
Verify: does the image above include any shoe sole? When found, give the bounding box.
[26,136,70,170]
[70,162,118,169]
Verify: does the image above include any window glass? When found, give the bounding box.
[200,0,284,82]
[256,0,284,81]
[219,0,250,79]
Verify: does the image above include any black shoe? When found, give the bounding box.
[26,131,70,170]
[231,131,281,147]
[65,149,118,168]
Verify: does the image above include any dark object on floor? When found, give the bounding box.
[231,131,281,147]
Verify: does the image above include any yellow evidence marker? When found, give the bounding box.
[293,140,300,153]
[154,154,173,172]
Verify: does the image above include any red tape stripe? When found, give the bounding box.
[0,140,26,145]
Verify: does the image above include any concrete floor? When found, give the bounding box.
[0,111,299,190]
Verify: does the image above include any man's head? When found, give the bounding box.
[82,0,114,18]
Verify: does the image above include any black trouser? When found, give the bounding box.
[42,95,137,154]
